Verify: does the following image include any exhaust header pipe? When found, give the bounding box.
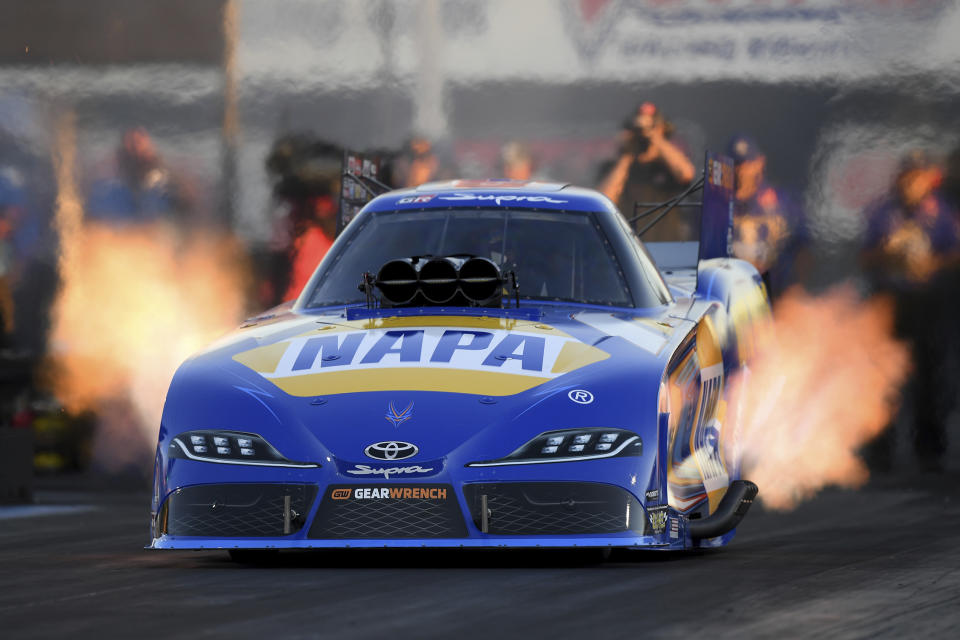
[375,259,420,306]
[688,480,758,540]
[373,255,505,308]
[419,258,460,304]
[458,257,502,305]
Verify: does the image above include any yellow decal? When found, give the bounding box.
[232,316,606,397]
[270,368,551,396]
[551,341,610,374]
[299,315,571,337]
[233,340,288,373]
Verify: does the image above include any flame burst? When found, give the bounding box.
[48,113,247,471]
[728,286,910,510]
[47,224,248,470]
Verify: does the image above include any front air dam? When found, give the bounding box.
[688,480,759,540]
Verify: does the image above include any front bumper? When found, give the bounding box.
[149,458,690,551]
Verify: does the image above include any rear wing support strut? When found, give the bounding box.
[628,152,736,264]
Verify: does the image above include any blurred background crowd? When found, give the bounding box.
[2,0,960,495]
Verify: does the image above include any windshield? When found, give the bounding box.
[306,209,634,307]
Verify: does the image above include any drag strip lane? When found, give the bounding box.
[1,475,959,639]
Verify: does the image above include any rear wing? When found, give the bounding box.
[699,151,735,261]
[631,151,735,273]
[337,149,391,234]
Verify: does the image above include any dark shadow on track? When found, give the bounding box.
[180,546,706,570]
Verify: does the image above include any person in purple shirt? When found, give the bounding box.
[726,134,808,298]
[861,150,960,472]
[862,150,959,286]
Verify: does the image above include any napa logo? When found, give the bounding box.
[233,321,609,397]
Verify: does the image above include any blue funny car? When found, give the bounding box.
[150,165,765,559]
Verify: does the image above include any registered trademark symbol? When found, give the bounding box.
[568,389,594,405]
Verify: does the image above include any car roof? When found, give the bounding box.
[362,179,618,214]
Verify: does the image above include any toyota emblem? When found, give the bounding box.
[364,441,419,461]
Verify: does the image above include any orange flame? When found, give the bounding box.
[47,224,248,470]
[727,286,910,510]
[47,113,248,471]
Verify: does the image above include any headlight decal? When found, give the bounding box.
[169,430,319,468]
[466,428,642,467]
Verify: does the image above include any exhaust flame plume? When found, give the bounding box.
[728,286,910,510]
[48,112,247,471]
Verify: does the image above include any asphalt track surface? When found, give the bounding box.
[2,474,959,639]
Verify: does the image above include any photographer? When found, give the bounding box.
[598,102,695,240]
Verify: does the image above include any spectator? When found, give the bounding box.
[262,135,341,306]
[282,195,336,302]
[727,134,807,295]
[861,149,960,472]
[391,136,441,188]
[500,141,537,181]
[0,128,58,358]
[86,128,195,225]
[862,150,957,285]
[942,144,960,212]
[597,102,695,240]
[0,166,26,342]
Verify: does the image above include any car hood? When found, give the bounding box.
[161,306,688,465]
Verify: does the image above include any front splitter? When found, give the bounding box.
[149,534,685,550]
